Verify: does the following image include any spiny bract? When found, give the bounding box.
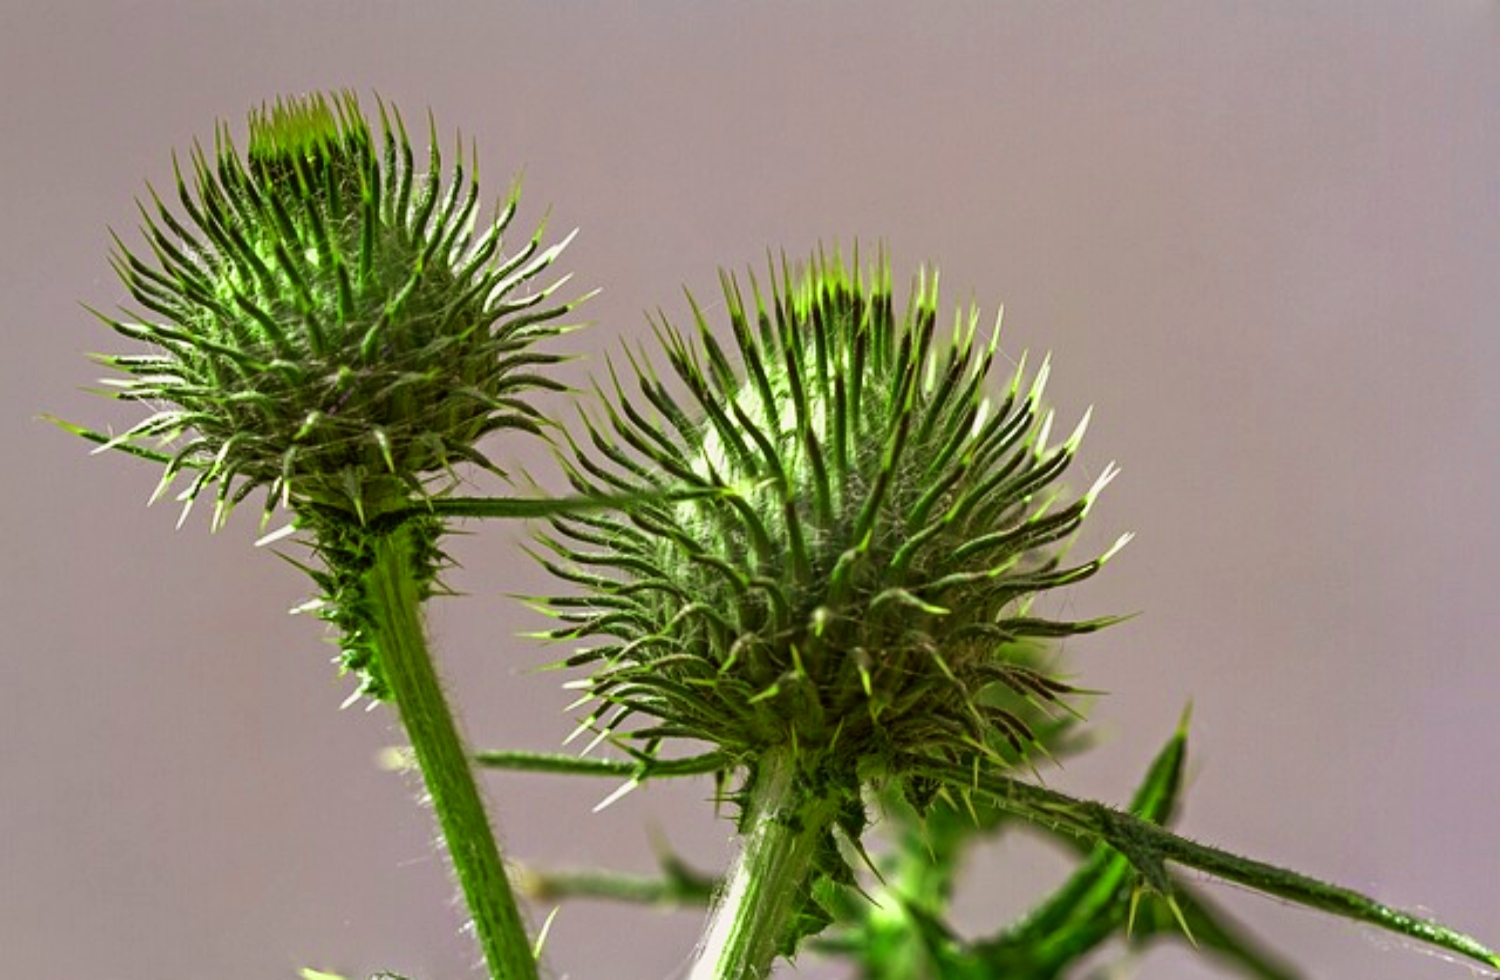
[91,90,580,527]
[536,251,1131,803]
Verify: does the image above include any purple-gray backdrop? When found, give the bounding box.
[4,3,1497,978]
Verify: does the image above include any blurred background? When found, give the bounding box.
[3,3,1497,978]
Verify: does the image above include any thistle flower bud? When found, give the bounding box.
[538,251,1129,803]
[91,91,580,527]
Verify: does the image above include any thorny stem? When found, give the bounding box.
[48,415,722,526]
[410,486,731,523]
[473,748,728,779]
[956,767,1500,971]
[689,748,843,980]
[366,528,537,980]
[517,862,717,907]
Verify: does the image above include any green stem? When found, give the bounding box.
[517,862,718,906]
[474,748,728,779]
[366,528,538,980]
[688,748,842,980]
[952,767,1500,971]
[416,487,723,521]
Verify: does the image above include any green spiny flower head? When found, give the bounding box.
[91,91,580,527]
[538,250,1131,803]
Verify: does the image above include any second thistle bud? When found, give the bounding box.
[538,251,1130,807]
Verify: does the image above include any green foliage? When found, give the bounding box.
[64,93,1498,980]
[824,715,1304,980]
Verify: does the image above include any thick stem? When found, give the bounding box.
[689,748,842,980]
[366,528,538,980]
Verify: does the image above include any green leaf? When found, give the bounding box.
[974,709,1302,979]
[1127,884,1303,980]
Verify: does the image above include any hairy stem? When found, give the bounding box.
[366,528,537,980]
[957,767,1500,971]
[689,748,842,980]
[473,748,728,779]
[517,862,718,906]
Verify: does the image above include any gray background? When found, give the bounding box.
[3,3,1497,979]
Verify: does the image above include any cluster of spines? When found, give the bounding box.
[292,506,449,702]
[536,251,1128,795]
[92,91,579,528]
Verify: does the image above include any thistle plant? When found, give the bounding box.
[63,92,1498,980]
[535,252,1127,976]
[530,253,1500,980]
[64,91,585,980]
